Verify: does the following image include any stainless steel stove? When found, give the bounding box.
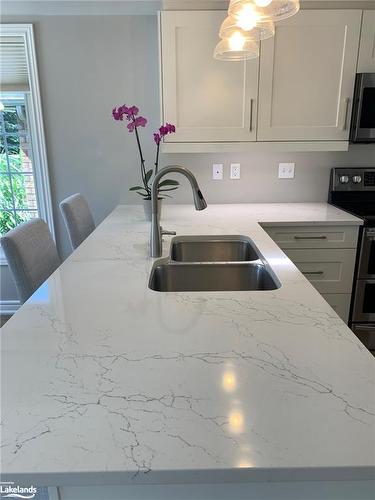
[329,167,375,352]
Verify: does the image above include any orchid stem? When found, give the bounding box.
[154,143,160,176]
[134,123,150,196]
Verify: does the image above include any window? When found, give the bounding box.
[0,24,54,243]
[0,94,39,234]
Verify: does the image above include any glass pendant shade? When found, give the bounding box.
[229,0,300,24]
[219,15,275,41]
[213,36,259,61]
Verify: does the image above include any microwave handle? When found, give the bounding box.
[342,98,350,131]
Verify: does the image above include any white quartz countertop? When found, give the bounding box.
[1,203,374,486]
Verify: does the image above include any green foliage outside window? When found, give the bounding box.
[0,105,30,236]
[0,155,28,235]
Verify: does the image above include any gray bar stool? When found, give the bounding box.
[1,218,61,304]
[59,193,95,250]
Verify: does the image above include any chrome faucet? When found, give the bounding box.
[150,166,207,257]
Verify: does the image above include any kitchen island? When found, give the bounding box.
[1,203,374,499]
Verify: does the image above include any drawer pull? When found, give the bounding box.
[302,271,324,276]
[294,235,327,240]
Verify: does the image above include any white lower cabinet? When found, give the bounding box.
[264,225,359,323]
[282,248,357,294]
[321,294,352,323]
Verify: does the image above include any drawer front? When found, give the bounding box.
[264,225,359,249]
[322,293,351,323]
[284,248,356,294]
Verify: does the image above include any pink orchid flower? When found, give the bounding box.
[134,116,147,127]
[153,133,161,145]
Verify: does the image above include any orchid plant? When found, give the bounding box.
[112,104,178,200]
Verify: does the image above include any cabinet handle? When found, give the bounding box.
[294,235,327,240]
[250,98,254,132]
[302,271,324,276]
[342,98,350,131]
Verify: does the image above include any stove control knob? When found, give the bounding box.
[352,175,362,184]
[339,175,349,184]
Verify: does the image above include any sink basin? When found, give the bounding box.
[149,262,280,292]
[170,235,260,262]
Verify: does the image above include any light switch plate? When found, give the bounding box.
[230,163,241,180]
[278,163,295,179]
[212,163,223,180]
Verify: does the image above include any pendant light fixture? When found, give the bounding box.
[229,0,300,24]
[214,36,259,61]
[213,0,300,61]
[219,15,275,41]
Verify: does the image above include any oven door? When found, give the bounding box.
[350,73,375,143]
[359,228,375,278]
[353,279,375,322]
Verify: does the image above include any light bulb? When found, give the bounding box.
[254,0,273,6]
[236,4,259,31]
[228,31,246,51]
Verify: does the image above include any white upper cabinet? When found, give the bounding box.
[257,10,362,141]
[160,11,259,142]
[357,10,375,72]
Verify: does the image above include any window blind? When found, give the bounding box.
[0,36,29,91]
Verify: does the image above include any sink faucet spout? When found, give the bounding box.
[150,165,207,258]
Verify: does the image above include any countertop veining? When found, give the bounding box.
[1,203,373,486]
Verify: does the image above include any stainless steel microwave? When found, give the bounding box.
[350,73,375,143]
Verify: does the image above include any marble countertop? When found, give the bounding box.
[1,203,374,486]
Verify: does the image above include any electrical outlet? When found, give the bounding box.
[212,163,223,180]
[278,163,295,179]
[230,163,241,180]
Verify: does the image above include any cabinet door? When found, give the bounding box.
[357,11,375,72]
[283,248,357,294]
[160,11,258,142]
[258,10,361,141]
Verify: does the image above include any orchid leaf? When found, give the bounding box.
[158,186,178,192]
[145,169,153,185]
[129,186,145,191]
[158,179,179,187]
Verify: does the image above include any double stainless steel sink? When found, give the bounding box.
[149,235,280,292]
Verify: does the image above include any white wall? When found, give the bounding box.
[1,13,375,307]
[162,147,375,205]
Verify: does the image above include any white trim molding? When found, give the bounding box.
[0,24,55,240]
[161,141,350,153]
